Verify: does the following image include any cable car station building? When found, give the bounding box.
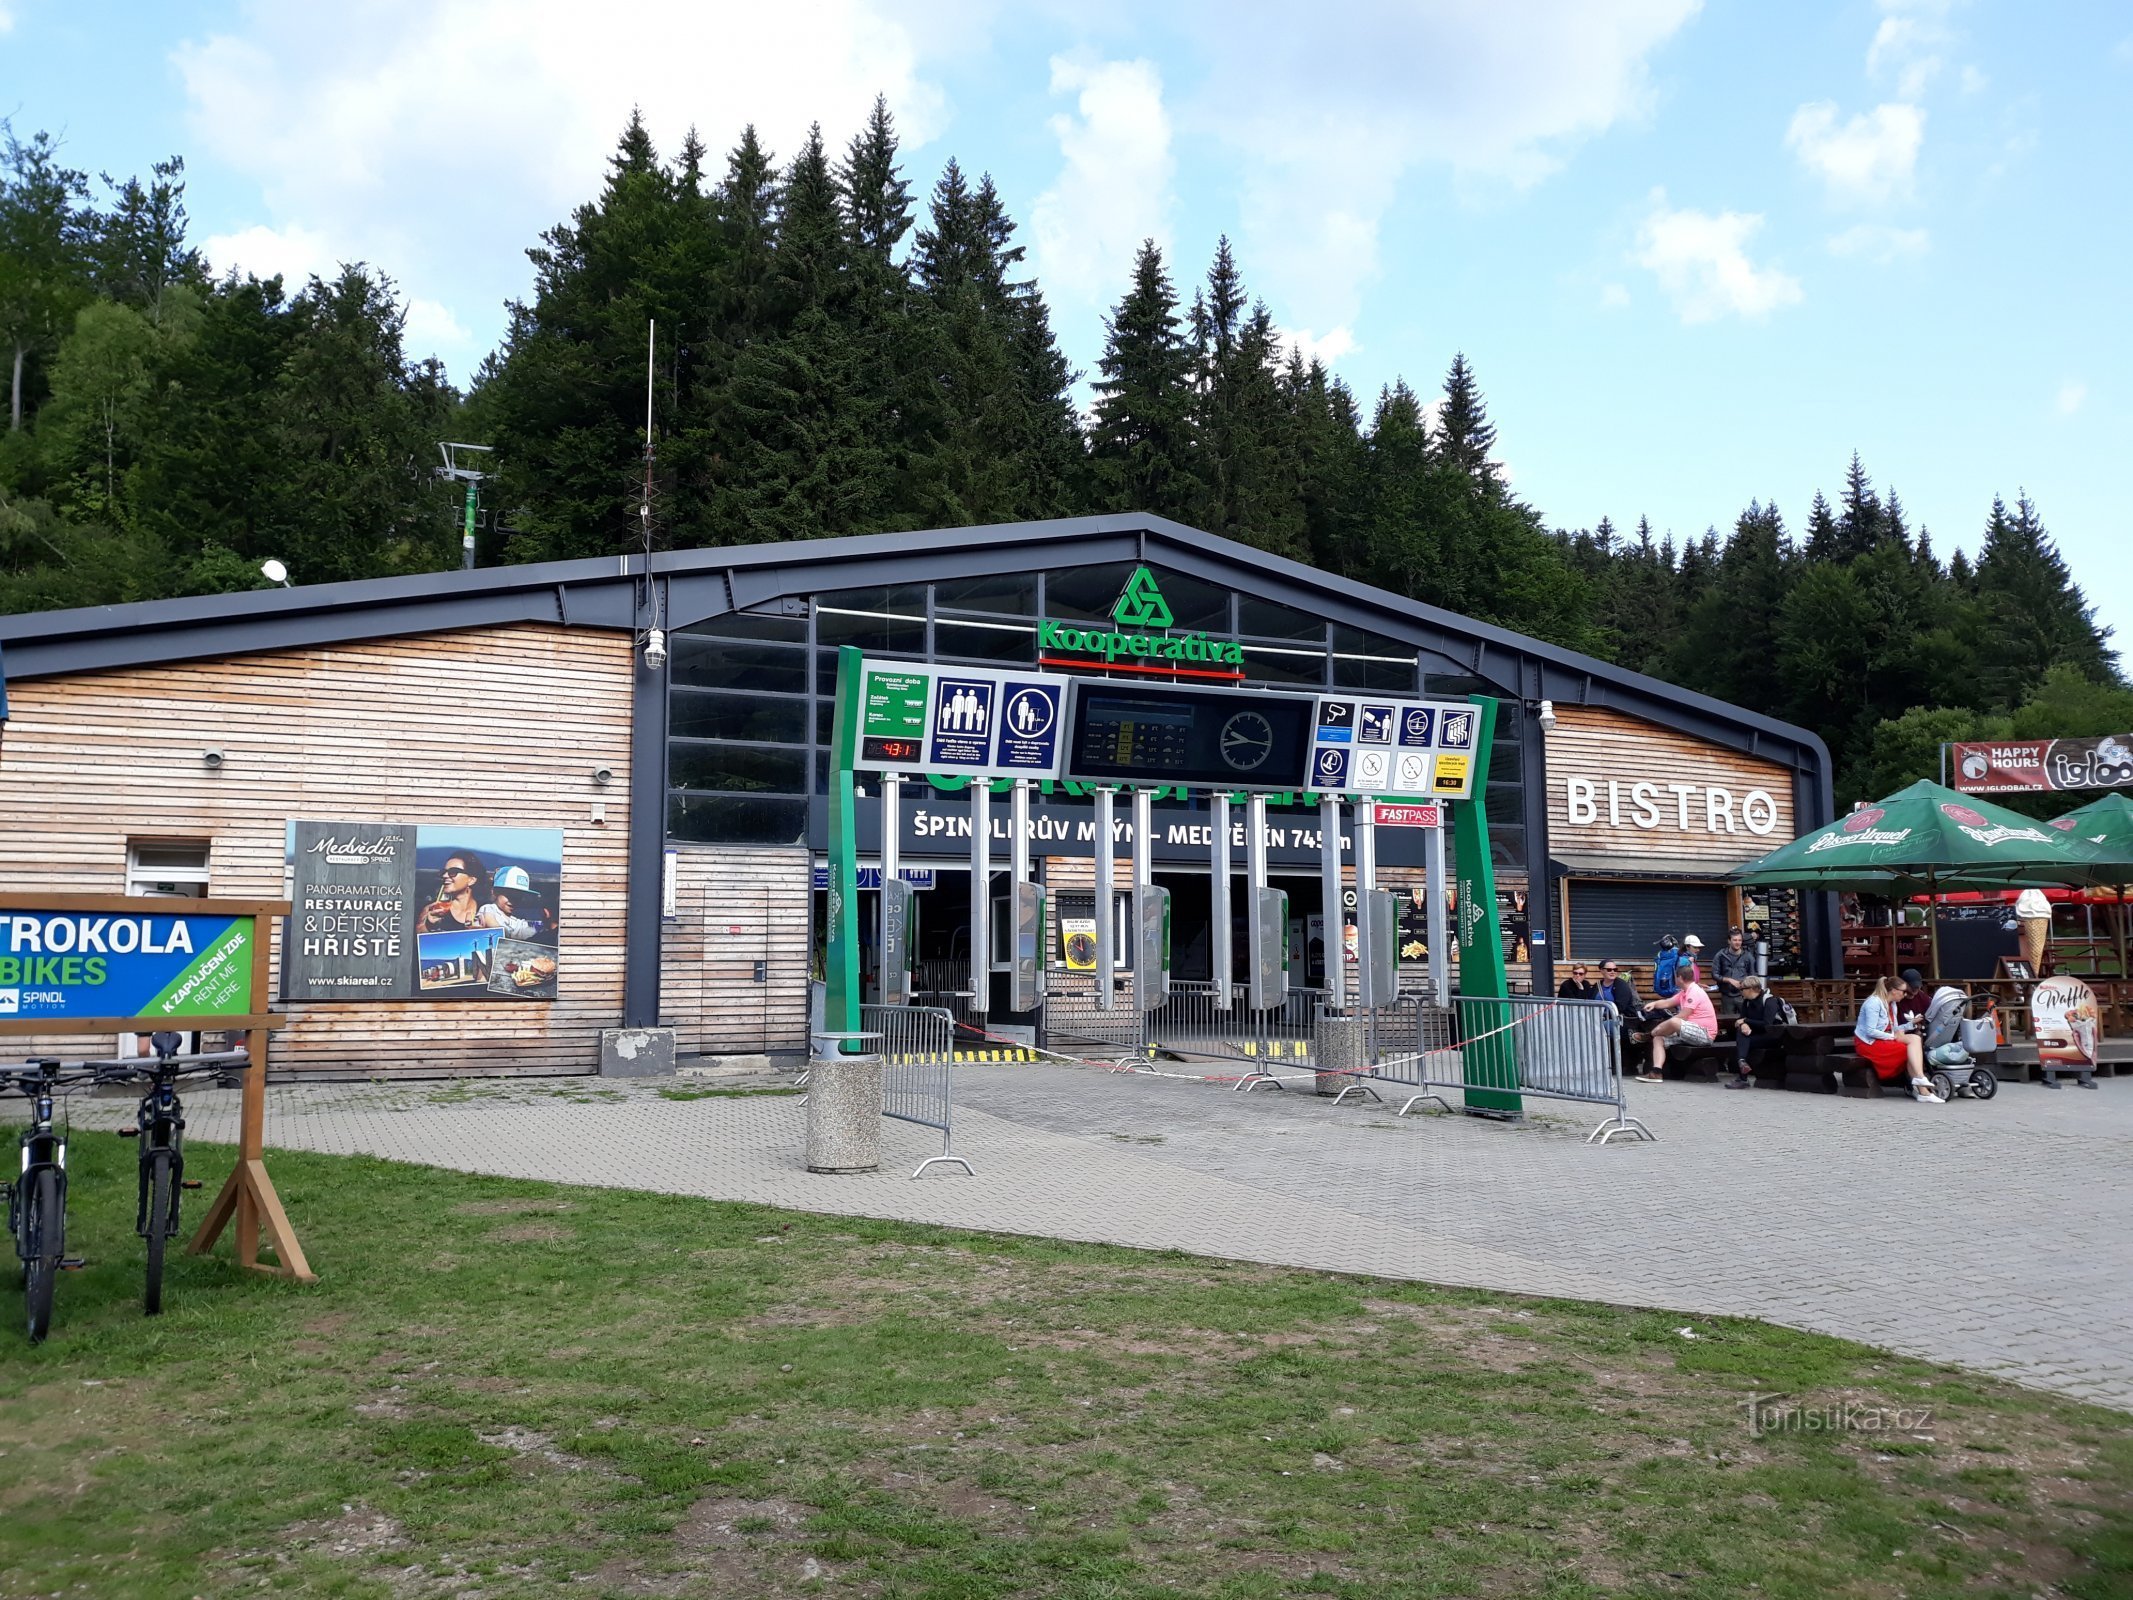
[0,515,1838,1078]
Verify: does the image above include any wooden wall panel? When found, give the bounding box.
[660,846,812,1057]
[1545,705,1795,866]
[0,624,632,1079]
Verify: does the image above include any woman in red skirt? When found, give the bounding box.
[1854,974,1942,1102]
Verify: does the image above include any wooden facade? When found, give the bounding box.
[1544,704,1796,867]
[659,845,812,1057]
[0,624,631,1078]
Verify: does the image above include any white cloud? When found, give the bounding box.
[2057,381,2088,417]
[1786,101,1925,207]
[202,221,338,285]
[1959,64,1987,94]
[1030,56,1174,310]
[1633,191,1802,324]
[1600,282,1632,309]
[1867,15,1944,99]
[1826,223,1929,262]
[1175,0,1703,363]
[0,4,15,34]
[1283,325,1356,369]
[404,298,471,357]
[173,0,948,379]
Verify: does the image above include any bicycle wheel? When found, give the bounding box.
[23,1168,60,1344]
[144,1148,172,1316]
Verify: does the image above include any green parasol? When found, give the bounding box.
[1731,779,2121,978]
[2046,792,2133,979]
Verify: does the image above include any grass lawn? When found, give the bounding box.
[1,1132,2128,1599]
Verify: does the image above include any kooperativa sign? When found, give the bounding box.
[0,910,256,1020]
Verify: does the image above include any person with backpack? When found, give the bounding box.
[1652,935,1682,998]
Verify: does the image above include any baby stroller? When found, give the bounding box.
[1919,986,1999,1101]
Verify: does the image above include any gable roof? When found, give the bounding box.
[0,512,1831,790]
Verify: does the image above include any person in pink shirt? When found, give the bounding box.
[1639,968,1718,1082]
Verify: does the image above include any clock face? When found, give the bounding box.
[1220,710,1275,771]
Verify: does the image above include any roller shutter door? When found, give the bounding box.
[1565,879,1729,960]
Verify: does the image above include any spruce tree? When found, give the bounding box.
[1434,352,1499,488]
[1089,240,1197,519]
[1836,451,1884,557]
[1803,490,1839,561]
[1970,491,2116,702]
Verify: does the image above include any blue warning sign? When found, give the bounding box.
[996,681,1062,772]
[1359,704,1396,744]
[928,677,996,767]
[1311,747,1349,790]
[1399,706,1435,747]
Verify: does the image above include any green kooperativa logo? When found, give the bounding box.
[1038,566,1244,671]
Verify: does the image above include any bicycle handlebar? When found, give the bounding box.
[92,1051,253,1083]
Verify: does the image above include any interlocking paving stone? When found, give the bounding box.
[81,1063,2133,1412]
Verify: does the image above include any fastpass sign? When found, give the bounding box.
[0,911,257,1021]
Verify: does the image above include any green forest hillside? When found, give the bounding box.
[1,107,2121,803]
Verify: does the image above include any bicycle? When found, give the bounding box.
[99,1033,248,1316]
[5,1057,100,1343]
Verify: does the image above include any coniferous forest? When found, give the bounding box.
[1,106,2121,804]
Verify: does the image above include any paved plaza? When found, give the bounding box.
[103,1064,2133,1412]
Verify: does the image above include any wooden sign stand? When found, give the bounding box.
[0,894,313,1282]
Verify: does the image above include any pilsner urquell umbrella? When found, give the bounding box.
[1729,779,2121,979]
[2047,792,2133,978]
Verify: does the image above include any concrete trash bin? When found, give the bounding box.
[1316,1012,1367,1096]
[805,1052,884,1173]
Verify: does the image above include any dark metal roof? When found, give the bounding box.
[0,511,1833,785]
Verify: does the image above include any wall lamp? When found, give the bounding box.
[1536,699,1558,732]
[641,628,668,671]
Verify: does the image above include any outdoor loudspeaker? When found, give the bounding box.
[1248,886,1290,1012]
[878,880,917,1006]
[1135,885,1172,1013]
[1009,881,1046,1013]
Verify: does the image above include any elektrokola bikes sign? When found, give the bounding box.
[0,909,257,1021]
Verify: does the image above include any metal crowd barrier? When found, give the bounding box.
[860,1003,973,1178]
[1367,994,1654,1144]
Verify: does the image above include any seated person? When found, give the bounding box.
[1854,975,1942,1102]
[1895,966,1930,1027]
[1640,968,1718,1082]
[1725,974,1785,1088]
[1556,964,1599,1000]
[1597,961,1648,1070]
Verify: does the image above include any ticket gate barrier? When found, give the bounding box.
[879,878,918,1007]
[1009,880,1047,1013]
[1135,885,1172,1012]
[1357,888,1399,1010]
[1248,885,1290,1012]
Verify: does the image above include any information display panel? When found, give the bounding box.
[1064,683,1316,791]
[1309,695,1480,800]
[854,660,1066,780]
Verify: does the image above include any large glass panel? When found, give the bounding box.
[1485,783,1523,826]
[668,690,809,743]
[1238,595,1327,642]
[815,608,926,653]
[1334,653,1418,692]
[1333,623,1413,658]
[933,573,1036,615]
[1240,645,1328,688]
[668,794,809,845]
[1145,567,1231,631]
[1043,563,1138,621]
[671,635,807,696]
[670,741,809,794]
[815,584,927,617]
[934,617,1038,665]
[1490,826,1527,870]
[681,610,805,643]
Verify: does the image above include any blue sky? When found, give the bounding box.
[6,1,2127,647]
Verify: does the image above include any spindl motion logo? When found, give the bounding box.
[1037,566,1246,675]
